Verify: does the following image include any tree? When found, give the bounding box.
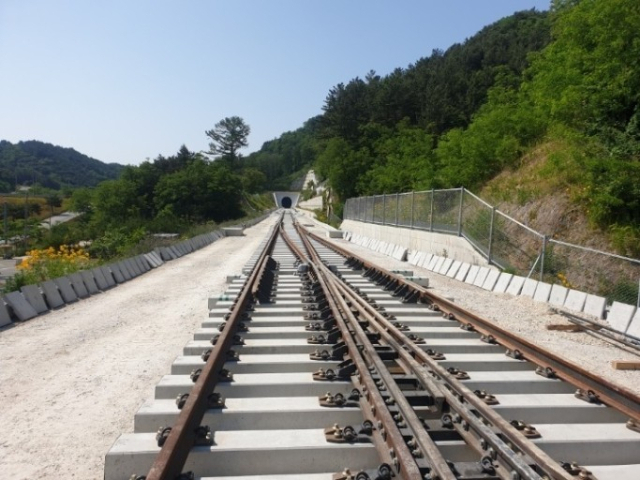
[205,116,251,163]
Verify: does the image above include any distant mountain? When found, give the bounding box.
[0,140,125,191]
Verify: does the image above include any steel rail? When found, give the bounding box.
[145,217,282,480]
[328,267,571,480]
[279,225,427,480]
[287,224,457,480]
[306,228,640,423]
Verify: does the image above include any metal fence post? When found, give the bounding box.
[457,187,464,237]
[410,191,415,229]
[488,206,496,264]
[429,189,434,232]
[383,194,386,225]
[395,193,399,226]
[540,235,548,282]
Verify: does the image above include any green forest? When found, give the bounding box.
[243,0,640,251]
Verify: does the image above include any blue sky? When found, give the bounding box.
[1,0,550,165]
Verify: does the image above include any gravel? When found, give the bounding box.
[0,214,278,480]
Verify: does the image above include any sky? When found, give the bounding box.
[0,0,550,166]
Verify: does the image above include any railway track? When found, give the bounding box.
[105,211,640,480]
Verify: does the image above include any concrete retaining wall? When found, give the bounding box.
[340,220,488,266]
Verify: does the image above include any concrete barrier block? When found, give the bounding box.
[0,300,12,327]
[223,227,244,236]
[117,261,132,280]
[406,277,429,287]
[455,263,471,282]
[464,265,480,285]
[135,256,151,272]
[418,253,432,268]
[143,253,159,268]
[4,291,38,321]
[626,309,640,338]
[108,264,126,284]
[563,289,587,313]
[54,277,78,303]
[520,278,538,298]
[427,256,440,271]
[607,301,636,332]
[583,294,607,319]
[69,272,90,298]
[473,267,490,288]
[446,260,462,278]
[506,275,526,296]
[493,273,513,293]
[548,284,568,307]
[169,245,182,258]
[125,258,141,276]
[20,284,49,314]
[92,267,110,291]
[40,280,65,309]
[80,271,100,294]
[151,251,164,265]
[327,230,343,238]
[438,258,453,275]
[533,282,552,303]
[385,244,395,256]
[481,269,501,291]
[413,252,425,266]
[377,241,387,253]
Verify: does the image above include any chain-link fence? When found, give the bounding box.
[344,188,640,306]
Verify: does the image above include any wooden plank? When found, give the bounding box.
[546,324,585,332]
[612,361,640,370]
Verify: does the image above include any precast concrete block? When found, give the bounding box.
[607,302,636,332]
[473,267,490,288]
[80,271,100,294]
[506,276,526,296]
[327,230,343,238]
[548,284,568,307]
[533,282,552,303]
[406,251,417,264]
[393,247,407,261]
[446,260,462,278]
[418,253,432,268]
[108,263,126,283]
[156,247,171,261]
[69,272,90,298]
[126,258,141,276]
[455,263,471,282]
[438,258,453,275]
[482,269,501,291]
[385,243,395,256]
[427,256,440,271]
[20,284,49,314]
[4,291,38,321]
[169,245,182,258]
[54,277,78,303]
[0,301,11,327]
[493,273,513,293]
[117,261,132,280]
[432,256,446,273]
[224,227,244,236]
[136,255,151,272]
[584,294,607,319]
[40,280,65,309]
[626,309,640,338]
[464,265,480,284]
[412,251,424,266]
[91,267,110,291]
[377,241,387,253]
[520,278,539,298]
[143,253,159,268]
[563,289,587,313]
[150,251,164,265]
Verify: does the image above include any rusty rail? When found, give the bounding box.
[306,227,640,423]
[145,216,282,480]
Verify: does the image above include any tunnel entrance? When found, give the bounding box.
[281,196,292,208]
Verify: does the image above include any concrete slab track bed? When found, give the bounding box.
[104,211,640,480]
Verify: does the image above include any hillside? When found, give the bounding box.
[0,140,124,191]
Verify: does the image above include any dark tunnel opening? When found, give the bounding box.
[281,196,292,208]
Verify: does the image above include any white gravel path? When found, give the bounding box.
[0,214,278,480]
